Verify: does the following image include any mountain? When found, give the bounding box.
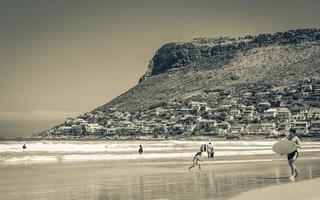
[97,28,320,112]
[38,28,320,139]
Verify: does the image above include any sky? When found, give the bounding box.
[1,0,320,137]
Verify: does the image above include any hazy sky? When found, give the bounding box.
[1,0,320,136]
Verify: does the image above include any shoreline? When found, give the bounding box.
[228,177,320,200]
[1,137,319,142]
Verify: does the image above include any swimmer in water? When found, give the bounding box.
[22,144,26,149]
[138,145,143,155]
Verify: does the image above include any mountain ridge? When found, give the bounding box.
[97,28,320,112]
[140,28,320,81]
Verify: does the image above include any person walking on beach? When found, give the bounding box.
[287,128,301,179]
[188,151,203,170]
[207,142,214,159]
[138,145,143,155]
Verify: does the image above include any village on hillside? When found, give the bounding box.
[38,77,320,140]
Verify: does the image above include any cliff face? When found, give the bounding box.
[97,29,320,112]
[140,29,320,82]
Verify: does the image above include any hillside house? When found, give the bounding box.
[277,122,291,133]
[258,102,271,109]
[229,124,245,134]
[244,124,261,135]
[300,84,313,92]
[260,122,276,135]
[277,107,291,122]
[216,122,231,130]
[290,114,306,122]
[86,123,103,134]
[71,125,83,134]
[188,101,207,109]
[309,120,320,136]
[264,108,278,118]
[229,109,241,117]
[307,108,320,119]
[195,119,217,133]
[290,121,310,135]
[242,106,255,117]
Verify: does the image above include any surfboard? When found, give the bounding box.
[272,140,296,155]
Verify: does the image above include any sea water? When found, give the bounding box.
[1,140,320,164]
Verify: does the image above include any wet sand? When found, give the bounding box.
[1,153,320,200]
[229,178,320,200]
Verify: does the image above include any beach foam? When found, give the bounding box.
[4,156,58,163]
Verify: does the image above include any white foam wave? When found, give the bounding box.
[170,140,277,146]
[4,156,58,163]
[1,141,319,153]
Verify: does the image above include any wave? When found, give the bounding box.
[2,156,57,163]
[1,141,319,153]
[61,148,320,162]
[2,148,320,164]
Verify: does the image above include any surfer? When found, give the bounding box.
[188,151,203,170]
[287,128,301,179]
[207,142,214,159]
[138,145,143,155]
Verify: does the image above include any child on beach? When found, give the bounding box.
[188,151,203,170]
[287,128,301,179]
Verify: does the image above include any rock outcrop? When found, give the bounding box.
[140,29,320,82]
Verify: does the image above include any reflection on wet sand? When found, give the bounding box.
[89,160,320,200]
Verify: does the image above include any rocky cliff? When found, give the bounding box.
[97,28,320,112]
[140,29,320,81]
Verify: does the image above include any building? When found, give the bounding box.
[290,121,310,135]
[229,124,245,135]
[260,122,277,135]
[216,122,231,130]
[264,108,278,118]
[307,107,320,119]
[86,123,103,134]
[58,126,72,134]
[244,124,261,135]
[309,120,320,136]
[277,107,291,122]
[290,113,306,122]
[229,109,241,117]
[277,122,291,135]
[196,119,217,130]
[243,106,255,116]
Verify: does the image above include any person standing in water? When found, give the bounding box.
[200,144,207,152]
[188,151,203,170]
[138,145,143,155]
[207,142,214,159]
[22,144,26,150]
[287,128,301,179]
